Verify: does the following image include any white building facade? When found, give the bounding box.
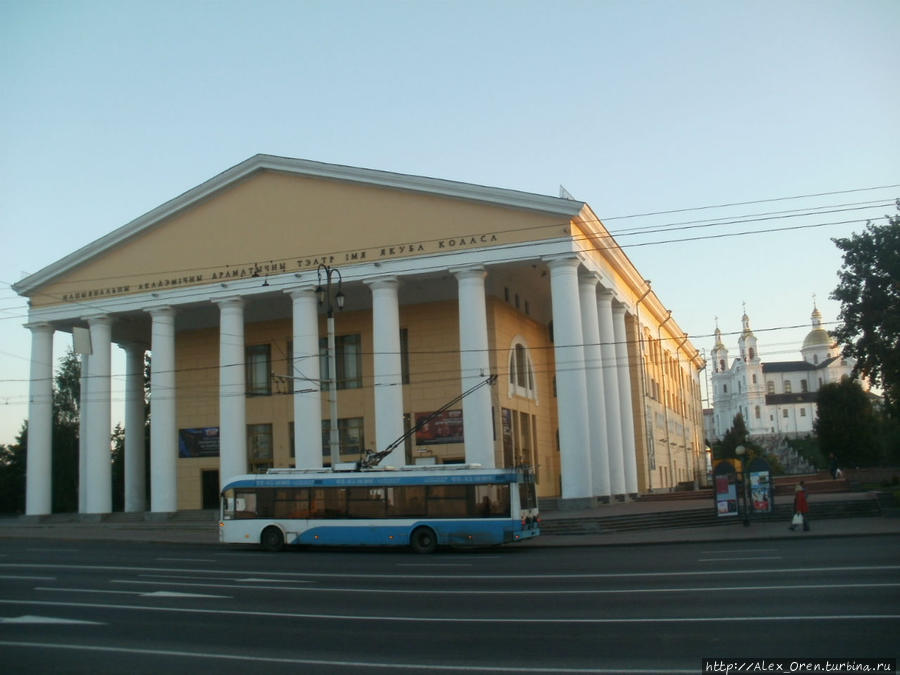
[710,305,856,440]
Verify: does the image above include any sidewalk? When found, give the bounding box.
[0,492,897,548]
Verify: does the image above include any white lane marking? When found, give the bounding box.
[1,599,898,624]
[0,640,695,673]
[2,562,898,580]
[698,556,783,562]
[0,575,55,581]
[155,558,216,563]
[700,548,779,554]
[0,615,103,625]
[137,574,313,584]
[35,586,230,599]
[108,578,900,595]
[396,563,474,568]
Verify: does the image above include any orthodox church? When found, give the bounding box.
[709,304,856,441]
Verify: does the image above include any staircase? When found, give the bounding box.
[540,496,882,536]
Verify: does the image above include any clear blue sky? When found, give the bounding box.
[1,0,898,445]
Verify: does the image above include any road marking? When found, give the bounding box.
[155,557,216,563]
[1,599,898,624]
[35,587,230,599]
[698,556,783,562]
[0,575,55,581]
[109,578,900,595]
[138,573,313,583]
[0,640,695,673]
[700,548,778,554]
[0,615,104,625]
[2,562,899,580]
[396,563,474,568]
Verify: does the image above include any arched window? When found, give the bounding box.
[719,359,725,371]
[748,347,755,360]
[508,339,537,400]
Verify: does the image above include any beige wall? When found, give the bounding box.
[172,294,561,509]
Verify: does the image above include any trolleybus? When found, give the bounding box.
[219,464,540,553]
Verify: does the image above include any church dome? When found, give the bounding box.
[803,327,831,350]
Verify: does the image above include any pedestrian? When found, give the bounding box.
[829,453,840,479]
[789,482,810,532]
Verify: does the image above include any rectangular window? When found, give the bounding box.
[784,380,792,394]
[782,409,789,418]
[247,423,273,473]
[767,381,775,394]
[801,379,808,393]
[246,345,271,395]
[320,334,362,389]
[800,408,807,417]
[321,417,365,464]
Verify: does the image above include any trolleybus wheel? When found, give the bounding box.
[261,526,284,552]
[410,526,437,554]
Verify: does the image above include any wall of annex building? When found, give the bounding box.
[638,323,703,490]
[170,295,563,509]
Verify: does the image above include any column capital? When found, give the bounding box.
[364,275,399,290]
[146,305,176,320]
[284,284,319,300]
[82,313,113,327]
[450,265,486,281]
[24,321,54,333]
[597,287,616,302]
[578,272,600,290]
[543,253,584,271]
[213,296,244,310]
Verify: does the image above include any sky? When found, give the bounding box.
[1,0,898,446]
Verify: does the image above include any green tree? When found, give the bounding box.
[831,207,900,415]
[713,413,749,459]
[51,348,81,512]
[0,425,27,513]
[815,379,879,467]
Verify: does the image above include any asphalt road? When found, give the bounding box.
[0,536,897,674]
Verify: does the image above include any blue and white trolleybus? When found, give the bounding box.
[219,464,540,553]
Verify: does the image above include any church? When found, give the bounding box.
[709,304,857,440]
[14,155,705,515]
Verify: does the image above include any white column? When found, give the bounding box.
[85,315,112,514]
[597,290,626,495]
[578,275,611,499]
[452,266,495,467]
[613,304,639,495]
[121,342,146,512]
[78,353,89,513]
[149,307,177,512]
[366,277,405,466]
[25,322,54,516]
[287,288,323,469]
[217,298,247,487]
[547,256,592,500]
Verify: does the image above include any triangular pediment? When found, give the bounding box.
[17,155,583,308]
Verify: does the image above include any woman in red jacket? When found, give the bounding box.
[791,482,810,531]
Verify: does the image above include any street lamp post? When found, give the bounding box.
[316,264,345,469]
[735,444,750,526]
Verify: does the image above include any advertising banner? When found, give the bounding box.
[178,427,220,458]
[415,409,464,445]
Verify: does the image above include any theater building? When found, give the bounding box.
[14,155,705,515]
